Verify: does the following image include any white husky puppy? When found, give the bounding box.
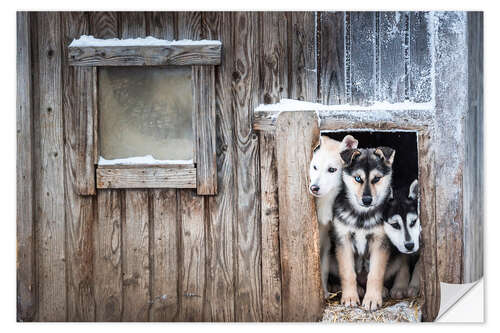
[309,134,358,298]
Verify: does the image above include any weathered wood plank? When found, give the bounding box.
[95,190,123,321]
[96,166,196,189]
[61,12,96,321]
[193,65,217,194]
[16,11,35,322]
[259,132,282,322]
[178,190,205,321]
[149,189,179,321]
[289,12,317,102]
[176,11,207,322]
[320,11,346,104]
[433,12,467,283]
[34,11,67,322]
[409,12,432,103]
[417,128,440,322]
[202,11,236,322]
[463,11,483,283]
[261,11,288,104]
[89,12,119,39]
[275,111,322,322]
[120,11,146,38]
[379,11,408,102]
[122,190,150,321]
[349,12,376,105]
[69,43,222,66]
[146,12,175,39]
[232,11,263,322]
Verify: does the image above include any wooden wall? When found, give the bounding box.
[17,11,483,322]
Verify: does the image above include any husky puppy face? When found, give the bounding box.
[383,180,421,254]
[309,135,358,197]
[340,147,395,213]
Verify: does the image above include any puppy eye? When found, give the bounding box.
[391,223,401,230]
[372,176,381,184]
[313,165,317,170]
[354,176,363,183]
[328,167,337,173]
[409,219,417,227]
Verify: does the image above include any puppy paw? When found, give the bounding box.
[390,286,406,299]
[340,288,360,307]
[382,286,389,299]
[406,285,420,298]
[362,290,382,311]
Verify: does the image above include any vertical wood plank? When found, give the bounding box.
[16,11,35,322]
[409,12,432,103]
[193,65,217,195]
[319,11,346,104]
[289,12,318,102]
[34,11,66,322]
[202,11,236,322]
[119,12,150,321]
[433,12,467,283]
[178,190,205,321]
[463,12,483,283]
[61,12,96,321]
[232,11,263,322]
[146,12,175,40]
[95,190,123,321]
[90,11,122,322]
[349,12,376,105]
[176,11,206,322]
[261,11,288,104]
[259,132,282,322]
[275,111,322,322]
[379,11,408,102]
[149,190,179,321]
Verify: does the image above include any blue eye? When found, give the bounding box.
[328,167,337,173]
[354,176,363,183]
[372,176,381,184]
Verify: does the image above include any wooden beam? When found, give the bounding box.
[96,166,196,189]
[68,43,222,66]
[275,111,322,322]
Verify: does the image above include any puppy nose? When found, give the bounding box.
[310,185,320,193]
[362,195,372,205]
[405,242,414,251]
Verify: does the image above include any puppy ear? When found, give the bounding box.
[409,179,419,200]
[374,147,395,165]
[340,149,361,165]
[341,135,358,150]
[313,135,322,153]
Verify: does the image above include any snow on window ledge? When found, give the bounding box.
[98,155,194,166]
[69,35,222,48]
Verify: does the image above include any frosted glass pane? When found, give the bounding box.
[99,66,193,161]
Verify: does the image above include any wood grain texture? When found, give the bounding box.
[120,11,146,39]
[349,12,376,105]
[146,12,175,39]
[33,12,67,322]
[69,43,222,66]
[95,190,123,321]
[122,190,150,321]
[149,189,179,321]
[16,11,35,322]
[379,11,408,102]
[61,13,96,320]
[89,12,119,39]
[96,166,196,189]
[463,12,483,283]
[433,12,467,284]
[320,12,346,104]
[259,132,282,321]
[202,11,236,322]
[417,128,440,322]
[261,11,288,104]
[193,65,217,194]
[232,11,263,322]
[275,111,322,322]
[409,12,432,103]
[178,190,205,321]
[289,12,317,102]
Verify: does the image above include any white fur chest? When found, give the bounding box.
[333,219,385,256]
[315,189,338,226]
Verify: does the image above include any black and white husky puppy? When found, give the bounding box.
[332,147,395,310]
[383,179,421,298]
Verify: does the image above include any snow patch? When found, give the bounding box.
[70,35,222,47]
[98,155,193,166]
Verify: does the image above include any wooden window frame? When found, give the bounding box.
[68,39,220,195]
[253,107,439,322]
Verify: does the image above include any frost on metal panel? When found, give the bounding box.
[69,35,222,47]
